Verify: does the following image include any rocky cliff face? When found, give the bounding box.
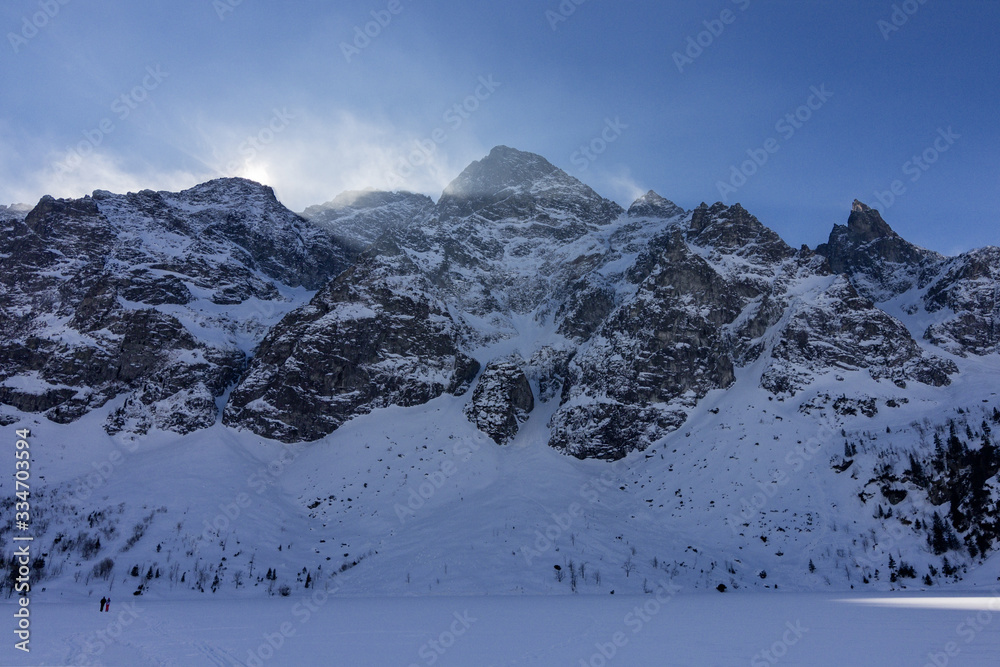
[0,179,352,434]
[224,146,622,442]
[816,200,942,302]
[761,278,956,396]
[550,200,955,458]
[922,247,1000,356]
[464,357,534,445]
[223,236,479,442]
[817,200,999,358]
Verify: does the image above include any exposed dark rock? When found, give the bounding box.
[550,227,743,459]
[816,201,999,358]
[224,240,479,442]
[815,200,942,301]
[0,150,989,463]
[762,279,956,396]
[923,247,1000,356]
[556,283,616,341]
[465,357,534,445]
[0,179,352,435]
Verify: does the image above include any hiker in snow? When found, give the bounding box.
[105,598,110,612]
[100,597,106,612]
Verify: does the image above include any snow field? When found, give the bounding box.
[4,593,1000,666]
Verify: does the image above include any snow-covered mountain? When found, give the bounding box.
[2,147,998,601]
[0,179,353,435]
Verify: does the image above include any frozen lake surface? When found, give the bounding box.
[4,592,999,666]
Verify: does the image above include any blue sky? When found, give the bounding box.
[1,0,997,252]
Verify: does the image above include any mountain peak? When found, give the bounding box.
[437,146,621,223]
[845,200,898,242]
[441,146,562,200]
[179,177,280,204]
[86,177,283,209]
[687,201,794,261]
[815,200,942,301]
[627,190,684,219]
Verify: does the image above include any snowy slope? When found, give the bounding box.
[3,346,998,601]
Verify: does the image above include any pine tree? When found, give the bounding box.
[946,422,968,470]
[906,453,926,486]
[933,433,946,473]
[930,513,951,555]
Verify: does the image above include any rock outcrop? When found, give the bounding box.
[465,357,534,445]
